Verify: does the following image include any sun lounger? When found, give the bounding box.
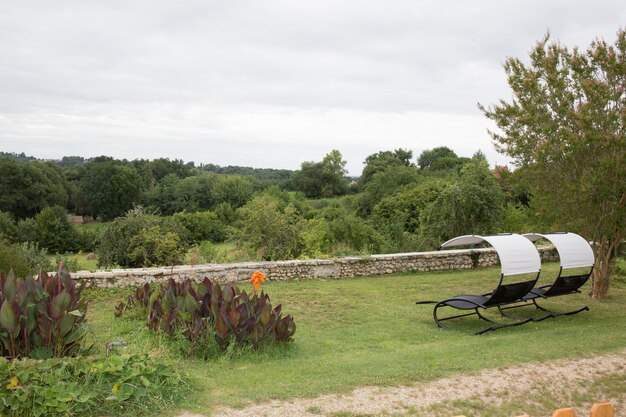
[514,232,595,321]
[416,233,541,334]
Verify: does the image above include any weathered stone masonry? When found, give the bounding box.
[70,247,557,288]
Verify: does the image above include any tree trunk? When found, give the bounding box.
[591,237,612,299]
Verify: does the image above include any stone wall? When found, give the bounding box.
[71,246,557,288]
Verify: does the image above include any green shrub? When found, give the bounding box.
[128,225,186,267]
[15,218,38,244]
[54,254,81,273]
[0,353,187,417]
[0,239,51,277]
[116,277,296,356]
[0,267,89,359]
[77,222,107,252]
[302,207,384,257]
[188,240,229,264]
[96,213,188,268]
[236,193,304,261]
[0,211,17,242]
[34,206,80,254]
[172,210,227,243]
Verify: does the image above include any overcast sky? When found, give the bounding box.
[0,1,624,175]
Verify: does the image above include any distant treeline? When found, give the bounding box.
[0,147,536,275]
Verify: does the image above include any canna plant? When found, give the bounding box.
[0,264,90,359]
[116,274,296,353]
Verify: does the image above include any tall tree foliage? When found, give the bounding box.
[78,158,143,220]
[360,148,413,186]
[0,158,68,218]
[419,159,504,244]
[480,29,626,298]
[291,150,348,198]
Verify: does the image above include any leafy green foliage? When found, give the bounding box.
[77,157,143,220]
[143,172,259,215]
[371,179,448,252]
[0,267,89,359]
[420,158,504,243]
[360,149,413,187]
[116,278,296,355]
[0,353,187,417]
[302,206,383,257]
[417,146,469,172]
[76,222,107,252]
[96,212,188,268]
[480,28,626,297]
[291,150,349,198]
[357,165,422,216]
[237,192,305,261]
[0,240,51,277]
[0,211,17,242]
[172,210,227,243]
[15,218,39,245]
[0,158,69,219]
[128,225,187,267]
[187,241,231,264]
[34,206,80,254]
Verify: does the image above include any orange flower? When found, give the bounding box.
[250,271,266,290]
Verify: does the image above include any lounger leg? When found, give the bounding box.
[433,303,478,328]
[476,317,533,335]
[475,308,499,324]
[497,304,530,319]
[531,299,589,322]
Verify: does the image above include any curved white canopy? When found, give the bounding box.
[440,234,541,276]
[524,232,595,269]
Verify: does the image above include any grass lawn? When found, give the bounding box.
[86,262,626,416]
[49,252,100,271]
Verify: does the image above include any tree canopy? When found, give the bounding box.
[360,148,413,186]
[480,28,626,298]
[291,150,348,198]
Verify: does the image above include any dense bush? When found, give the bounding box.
[187,241,231,264]
[302,206,383,257]
[419,159,504,242]
[15,218,38,245]
[128,225,186,267]
[96,212,188,268]
[0,353,187,417]
[34,206,80,254]
[0,158,68,219]
[371,180,448,252]
[236,193,304,261]
[0,239,51,277]
[172,210,227,243]
[0,211,17,242]
[115,276,296,355]
[0,267,89,359]
[76,222,107,252]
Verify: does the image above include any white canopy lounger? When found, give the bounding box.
[416,233,541,334]
[510,232,595,321]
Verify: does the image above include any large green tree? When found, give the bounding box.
[78,158,143,220]
[0,158,68,218]
[479,29,626,298]
[291,150,348,198]
[419,158,504,244]
[360,148,413,186]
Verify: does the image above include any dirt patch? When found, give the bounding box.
[178,349,626,417]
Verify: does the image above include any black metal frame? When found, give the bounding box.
[417,271,540,335]
[498,266,593,321]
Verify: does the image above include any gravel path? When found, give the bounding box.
[177,349,626,417]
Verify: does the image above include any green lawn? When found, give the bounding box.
[86,262,626,416]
